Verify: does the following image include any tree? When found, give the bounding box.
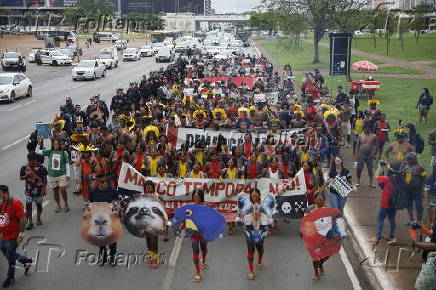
[261,0,365,64]
[279,13,307,49]
[247,12,278,35]
[409,4,431,45]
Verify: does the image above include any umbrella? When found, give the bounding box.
[352,61,378,72]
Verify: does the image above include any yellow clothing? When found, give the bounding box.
[227,168,237,180]
[300,151,308,164]
[354,118,364,135]
[179,162,187,178]
[196,150,204,165]
[149,158,158,176]
[191,171,201,178]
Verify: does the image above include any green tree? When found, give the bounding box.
[279,13,307,49]
[409,4,431,45]
[261,0,365,64]
[247,11,278,35]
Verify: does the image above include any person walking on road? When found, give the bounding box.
[19,152,48,230]
[0,185,33,288]
[355,123,378,188]
[89,176,119,266]
[368,161,402,244]
[36,138,70,213]
[327,156,352,212]
[403,152,426,224]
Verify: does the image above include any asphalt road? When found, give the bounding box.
[0,55,356,290]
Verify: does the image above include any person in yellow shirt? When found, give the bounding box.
[188,162,207,178]
[144,149,161,176]
[352,111,364,156]
[175,153,192,178]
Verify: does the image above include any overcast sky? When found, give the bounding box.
[211,0,260,14]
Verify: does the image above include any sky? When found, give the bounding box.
[211,0,260,14]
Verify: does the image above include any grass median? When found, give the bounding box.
[352,33,436,62]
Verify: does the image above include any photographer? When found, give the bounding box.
[368,161,402,244]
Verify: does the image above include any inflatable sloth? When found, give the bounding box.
[122,194,168,237]
[80,202,124,247]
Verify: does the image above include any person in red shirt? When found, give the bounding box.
[0,185,32,288]
[204,153,222,179]
[368,162,401,244]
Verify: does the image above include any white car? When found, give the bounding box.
[96,47,118,69]
[40,50,72,66]
[1,51,26,71]
[56,48,75,59]
[151,42,165,54]
[139,45,155,57]
[113,40,127,51]
[27,49,40,63]
[354,31,365,36]
[0,73,32,103]
[72,60,106,81]
[122,48,140,61]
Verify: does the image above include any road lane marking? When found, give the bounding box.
[67,84,84,90]
[34,75,67,87]
[24,100,37,106]
[1,134,30,151]
[163,236,183,290]
[340,248,362,290]
[7,105,23,111]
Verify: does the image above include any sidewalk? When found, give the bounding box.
[255,39,424,290]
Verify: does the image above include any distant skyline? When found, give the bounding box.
[211,0,260,13]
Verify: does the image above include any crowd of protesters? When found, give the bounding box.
[1,46,435,287]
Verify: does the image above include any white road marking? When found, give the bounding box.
[340,247,362,290]
[7,104,23,111]
[1,134,30,151]
[24,100,37,106]
[162,236,183,290]
[67,83,84,90]
[34,76,67,87]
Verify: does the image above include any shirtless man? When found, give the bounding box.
[355,124,378,187]
[384,134,415,163]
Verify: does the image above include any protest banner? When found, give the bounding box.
[167,127,305,150]
[117,162,308,221]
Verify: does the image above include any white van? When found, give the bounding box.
[95,32,117,42]
[96,47,119,69]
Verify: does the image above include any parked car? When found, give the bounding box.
[0,73,32,103]
[1,51,26,71]
[155,47,175,63]
[40,50,72,66]
[96,47,118,69]
[122,48,140,61]
[72,60,106,81]
[139,45,155,57]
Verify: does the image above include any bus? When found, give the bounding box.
[150,30,182,43]
[36,30,76,42]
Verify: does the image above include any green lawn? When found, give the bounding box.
[352,33,436,61]
[259,39,330,71]
[259,39,385,71]
[428,63,436,68]
[302,76,435,171]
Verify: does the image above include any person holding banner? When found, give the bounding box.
[327,156,352,212]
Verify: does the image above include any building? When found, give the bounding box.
[118,0,211,15]
[371,0,435,9]
[163,13,249,32]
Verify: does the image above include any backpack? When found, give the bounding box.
[388,177,409,209]
[415,134,425,154]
